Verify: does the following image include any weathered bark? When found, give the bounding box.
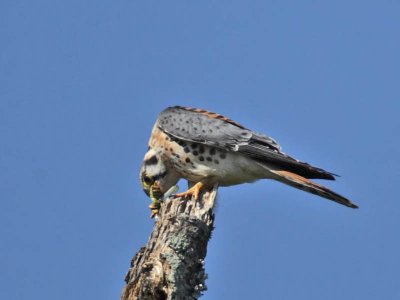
[121,185,218,300]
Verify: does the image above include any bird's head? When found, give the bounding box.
[140,148,179,200]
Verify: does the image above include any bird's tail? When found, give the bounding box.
[270,170,358,208]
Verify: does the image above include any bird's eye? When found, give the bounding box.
[143,175,154,185]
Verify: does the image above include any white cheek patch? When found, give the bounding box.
[145,163,166,179]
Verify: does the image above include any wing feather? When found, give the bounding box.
[157,106,336,180]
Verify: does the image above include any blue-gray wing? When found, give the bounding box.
[157,106,335,180]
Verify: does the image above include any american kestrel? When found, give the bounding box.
[140,106,358,216]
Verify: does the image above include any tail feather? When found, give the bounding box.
[270,170,358,208]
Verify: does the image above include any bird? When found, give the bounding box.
[140,106,358,216]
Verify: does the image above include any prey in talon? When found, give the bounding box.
[139,106,358,220]
[152,185,178,218]
[148,182,163,218]
[143,176,178,218]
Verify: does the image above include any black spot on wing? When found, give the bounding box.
[171,106,247,129]
[158,106,282,163]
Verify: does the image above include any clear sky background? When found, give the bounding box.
[1,1,399,299]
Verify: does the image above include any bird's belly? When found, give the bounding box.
[213,153,268,186]
[174,150,267,186]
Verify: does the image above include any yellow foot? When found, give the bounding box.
[174,182,205,201]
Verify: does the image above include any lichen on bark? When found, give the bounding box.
[121,185,218,300]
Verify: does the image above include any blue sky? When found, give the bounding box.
[1,1,399,299]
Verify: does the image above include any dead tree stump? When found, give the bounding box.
[121,185,218,300]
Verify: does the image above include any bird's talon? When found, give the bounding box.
[174,182,205,201]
